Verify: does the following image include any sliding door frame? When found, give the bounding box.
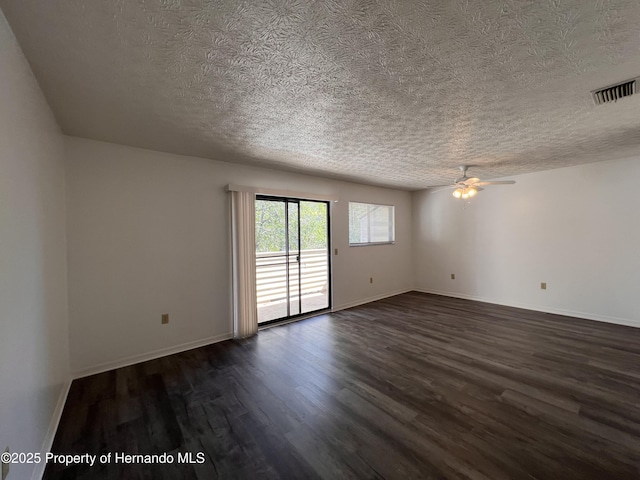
[256,194,332,326]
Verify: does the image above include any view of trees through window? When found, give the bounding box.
[255,199,328,252]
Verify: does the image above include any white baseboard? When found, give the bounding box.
[332,289,412,312]
[33,379,72,480]
[72,332,233,379]
[415,288,640,329]
[72,290,410,378]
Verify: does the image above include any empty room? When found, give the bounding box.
[2,1,640,479]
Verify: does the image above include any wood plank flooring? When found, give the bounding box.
[44,292,640,479]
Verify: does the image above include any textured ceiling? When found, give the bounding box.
[2,0,640,189]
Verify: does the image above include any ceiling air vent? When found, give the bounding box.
[592,79,636,105]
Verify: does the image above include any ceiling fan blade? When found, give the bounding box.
[474,180,516,186]
[465,177,481,184]
[427,185,456,192]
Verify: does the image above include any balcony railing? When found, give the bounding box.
[256,248,329,321]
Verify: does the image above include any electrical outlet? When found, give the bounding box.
[2,446,9,480]
[451,274,455,280]
[370,277,373,284]
[541,282,547,290]
[161,314,169,324]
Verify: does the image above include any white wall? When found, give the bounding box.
[65,137,413,375]
[0,10,69,480]
[413,157,640,327]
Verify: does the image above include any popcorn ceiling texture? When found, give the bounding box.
[2,0,640,189]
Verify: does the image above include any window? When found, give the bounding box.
[349,202,395,246]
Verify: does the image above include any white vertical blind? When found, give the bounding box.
[230,190,258,338]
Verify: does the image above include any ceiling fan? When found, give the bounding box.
[432,166,515,199]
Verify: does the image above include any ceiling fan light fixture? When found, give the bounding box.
[444,166,515,200]
[453,186,477,199]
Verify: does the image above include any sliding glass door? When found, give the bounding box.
[255,196,330,324]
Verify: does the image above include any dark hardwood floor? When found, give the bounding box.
[45,292,640,479]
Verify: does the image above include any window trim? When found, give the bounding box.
[349,240,395,247]
[348,201,395,247]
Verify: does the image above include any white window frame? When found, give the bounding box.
[348,202,395,246]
